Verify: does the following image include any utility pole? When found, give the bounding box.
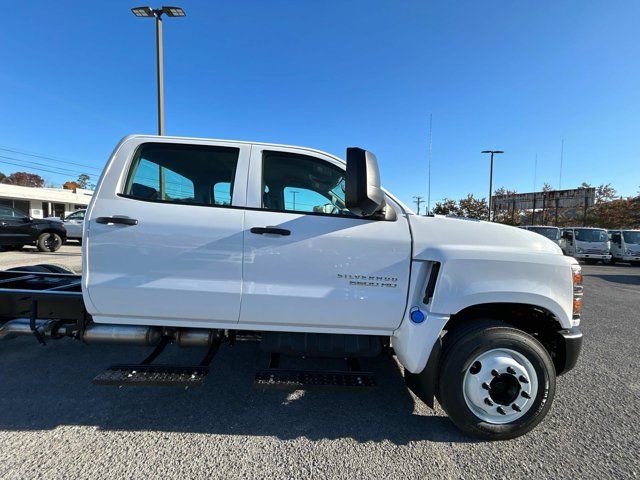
[559,137,564,191]
[413,196,424,216]
[427,114,433,215]
[481,150,504,221]
[531,153,537,225]
[291,190,299,210]
[132,6,186,135]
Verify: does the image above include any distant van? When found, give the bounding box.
[520,226,561,246]
[560,227,611,264]
[607,229,640,266]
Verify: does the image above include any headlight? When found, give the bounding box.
[571,264,583,326]
[576,247,583,253]
[625,249,631,255]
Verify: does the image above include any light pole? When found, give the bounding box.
[131,6,186,136]
[481,150,504,221]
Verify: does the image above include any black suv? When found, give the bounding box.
[0,205,67,252]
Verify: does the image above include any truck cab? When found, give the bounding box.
[608,229,640,266]
[560,227,611,264]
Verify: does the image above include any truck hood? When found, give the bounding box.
[408,215,563,261]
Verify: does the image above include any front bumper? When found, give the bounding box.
[555,327,583,375]
[619,255,640,262]
[575,253,611,261]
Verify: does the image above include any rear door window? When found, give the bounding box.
[124,143,240,207]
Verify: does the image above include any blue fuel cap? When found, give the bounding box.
[410,307,425,324]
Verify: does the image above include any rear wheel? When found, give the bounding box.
[36,232,63,252]
[437,320,556,440]
[631,261,640,267]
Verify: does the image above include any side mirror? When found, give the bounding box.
[21,216,31,223]
[345,147,386,217]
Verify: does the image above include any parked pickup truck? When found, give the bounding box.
[0,135,583,440]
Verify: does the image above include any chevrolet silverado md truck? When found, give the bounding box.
[0,135,583,440]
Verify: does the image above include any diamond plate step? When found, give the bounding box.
[254,368,376,390]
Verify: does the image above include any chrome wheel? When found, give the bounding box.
[463,348,538,424]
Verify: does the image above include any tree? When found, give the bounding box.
[0,172,5,183]
[432,198,460,216]
[63,174,91,190]
[4,172,45,188]
[76,173,90,189]
[458,194,488,220]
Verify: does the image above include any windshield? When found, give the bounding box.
[623,231,640,244]
[575,229,608,243]
[528,227,560,240]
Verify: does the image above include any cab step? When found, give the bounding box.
[92,334,222,388]
[254,368,376,390]
[93,364,209,387]
[254,354,376,390]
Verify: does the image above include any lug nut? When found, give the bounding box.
[519,375,529,384]
[491,369,499,377]
[506,366,516,375]
[521,391,531,399]
[482,382,490,390]
[484,398,494,406]
[512,404,521,412]
[497,406,506,415]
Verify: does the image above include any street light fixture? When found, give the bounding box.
[481,150,504,221]
[131,5,186,135]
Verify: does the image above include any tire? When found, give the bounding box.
[6,264,74,274]
[6,265,52,273]
[631,261,640,267]
[437,320,556,440]
[584,259,598,265]
[36,232,63,252]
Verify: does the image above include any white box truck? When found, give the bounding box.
[560,227,611,264]
[608,229,640,265]
[0,135,583,440]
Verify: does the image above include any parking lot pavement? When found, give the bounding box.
[0,264,638,479]
[0,244,82,273]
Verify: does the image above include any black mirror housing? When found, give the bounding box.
[345,147,386,217]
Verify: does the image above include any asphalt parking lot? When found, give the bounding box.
[0,254,638,479]
[0,244,82,273]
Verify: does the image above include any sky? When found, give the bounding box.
[1,0,639,210]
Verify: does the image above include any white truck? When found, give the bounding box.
[608,229,640,265]
[560,227,611,264]
[0,135,583,440]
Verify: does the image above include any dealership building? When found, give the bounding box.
[0,183,92,218]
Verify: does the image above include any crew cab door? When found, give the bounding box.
[85,137,250,327]
[0,205,31,245]
[239,145,412,332]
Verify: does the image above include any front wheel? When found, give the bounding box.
[36,232,63,252]
[437,320,556,440]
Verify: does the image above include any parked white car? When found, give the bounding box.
[560,227,611,264]
[46,209,85,243]
[608,229,640,266]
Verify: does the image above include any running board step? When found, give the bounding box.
[254,369,376,390]
[93,364,209,387]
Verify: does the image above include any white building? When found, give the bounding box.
[0,183,93,218]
